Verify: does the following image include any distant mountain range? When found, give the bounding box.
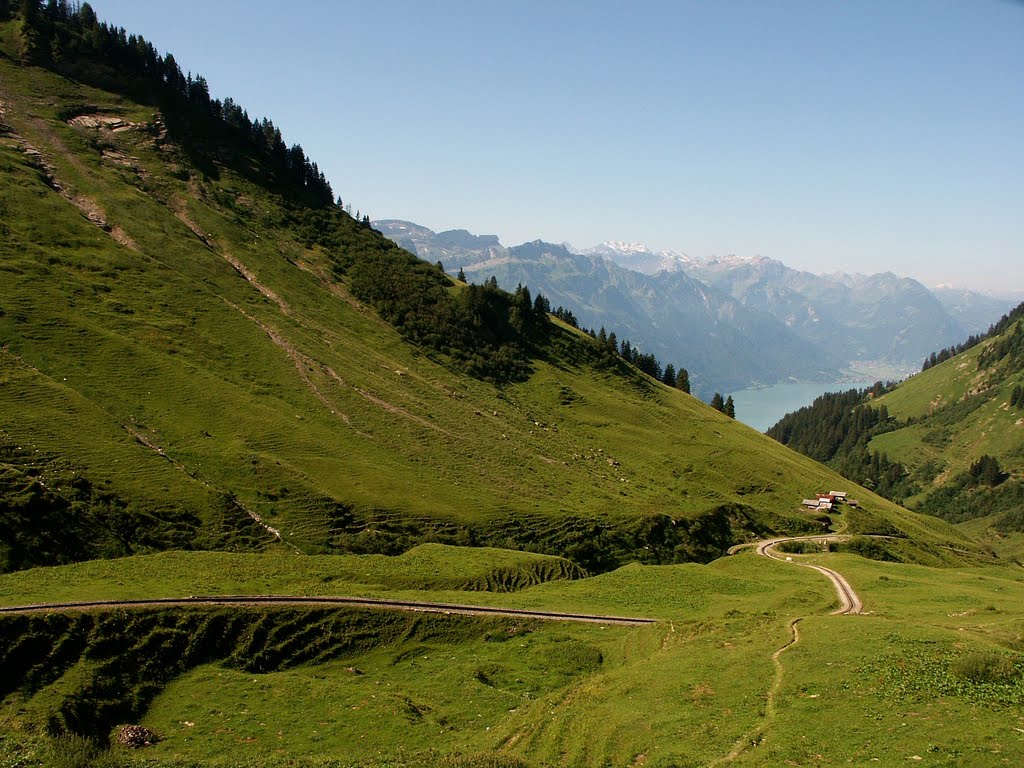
[377,222,838,396]
[375,221,1015,397]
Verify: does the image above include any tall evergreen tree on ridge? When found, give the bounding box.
[676,367,691,394]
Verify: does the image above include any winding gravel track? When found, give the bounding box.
[747,536,863,615]
[0,538,862,622]
[0,594,656,626]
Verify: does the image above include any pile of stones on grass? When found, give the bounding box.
[116,725,159,748]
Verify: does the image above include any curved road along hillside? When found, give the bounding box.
[746,536,863,615]
[0,594,656,626]
[0,540,861,621]
[712,536,862,765]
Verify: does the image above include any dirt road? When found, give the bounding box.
[0,594,656,626]
[740,535,863,615]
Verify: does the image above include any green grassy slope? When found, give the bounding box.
[0,28,974,572]
[869,316,1024,539]
[873,331,1024,473]
[2,550,1024,767]
[3,10,1023,768]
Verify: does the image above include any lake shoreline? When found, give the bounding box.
[731,371,907,433]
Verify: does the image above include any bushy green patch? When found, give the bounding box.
[951,652,1020,684]
[920,471,1024,528]
[776,540,821,555]
[860,648,1024,706]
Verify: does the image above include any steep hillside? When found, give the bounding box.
[870,306,1024,532]
[0,15,977,574]
[768,303,1024,537]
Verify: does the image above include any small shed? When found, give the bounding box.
[802,499,820,509]
[829,491,848,501]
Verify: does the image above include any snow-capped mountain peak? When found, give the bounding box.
[582,242,696,275]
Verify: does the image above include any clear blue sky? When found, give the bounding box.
[89,0,1023,293]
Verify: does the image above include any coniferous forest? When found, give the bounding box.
[766,384,916,502]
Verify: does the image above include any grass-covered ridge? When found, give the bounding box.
[0,545,585,606]
[0,15,974,574]
[767,304,1024,544]
[868,312,1024,537]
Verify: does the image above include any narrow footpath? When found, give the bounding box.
[713,534,863,764]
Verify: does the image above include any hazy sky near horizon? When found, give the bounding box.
[89,1,1023,294]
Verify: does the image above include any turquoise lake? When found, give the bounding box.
[730,379,881,433]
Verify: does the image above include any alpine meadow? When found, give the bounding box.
[1,4,1024,768]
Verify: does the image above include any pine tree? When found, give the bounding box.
[518,284,532,312]
[710,393,724,412]
[662,364,676,386]
[533,293,550,315]
[1010,385,1023,409]
[675,367,690,394]
[77,1,96,25]
[18,0,46,62]
[970,455,1006,487]
[436,260,445,274]
[457,267,467,283]
[724,395,736,418]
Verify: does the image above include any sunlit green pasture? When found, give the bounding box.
[3,548,1024,766]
